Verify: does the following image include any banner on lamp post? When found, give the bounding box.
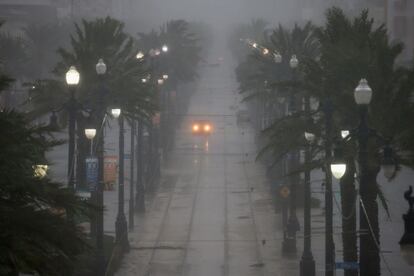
[86,157,98,192]
[152,112,160,126]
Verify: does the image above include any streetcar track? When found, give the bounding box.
[179,145,204,275]
[223,116,230,276]
[239,124,267,276]
[142,174,179,276]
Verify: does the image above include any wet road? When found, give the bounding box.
[116,42,302,275]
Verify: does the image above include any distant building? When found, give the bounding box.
[387,0,414,62]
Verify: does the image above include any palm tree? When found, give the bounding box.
[301,8,414,275]
[29,17,157,188]
[235,8,414,275]
[0,71,92,275]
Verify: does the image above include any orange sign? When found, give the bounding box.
[152,112,160,125]
[279,186,290,198]
[104,156,118,190]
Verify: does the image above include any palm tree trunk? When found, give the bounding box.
[340,159,358,276]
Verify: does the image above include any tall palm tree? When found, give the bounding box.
[29,17,157,188]
[0,70,92,275]
[304,8,414,275]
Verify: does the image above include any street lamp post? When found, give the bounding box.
[112,108,129,251]
[135,121,145,212]
[129,121,135,230]
[65,66,80,190]
[321,98,335,276]
[95,58,106,276]
[300,107,316,275]
[353,78,380,275]
[283,55,300,254]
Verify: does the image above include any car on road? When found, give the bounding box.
[191,120,212,135]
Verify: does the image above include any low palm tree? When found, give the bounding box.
[0,72,92,275]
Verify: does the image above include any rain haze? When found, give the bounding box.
[1,0,414,276]
[126,0,298,27]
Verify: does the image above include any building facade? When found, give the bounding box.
[387,0,414,62]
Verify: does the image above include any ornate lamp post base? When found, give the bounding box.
[300,253,316,276]
[115,213,130,251]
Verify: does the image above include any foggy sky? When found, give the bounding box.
[125,0,298,29]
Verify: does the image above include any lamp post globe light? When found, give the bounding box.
[289,55,299,69]
[111,108,121,118]
[274,52,282,63]
[33,165,48,179]
[66,66,80,85]
[85,128,96,156]
[85,128,96,140]
[112,108,129,251]
[162,44,168,53]
[96,59,107,75]
[354,79,372,105]
[65,66,80,191]
[304,131,316,143]
[341,130,350,139]
[330,144,347,180]
[136,51,145,60]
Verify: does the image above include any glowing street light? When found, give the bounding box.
[66,66,80,85]
[341,130,350,139]
[95,59,107,75]
[33,165,48,179]
[290,55,299,69]
[304,131,316,143]
[330,144,346,179]
[85,128,97,156]
[111,108,121,119]
[136,51,145,60]
[354,78,372,105]
[162,45,168,52]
